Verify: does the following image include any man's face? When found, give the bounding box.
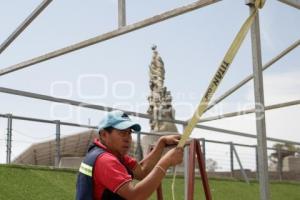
[101,128,132,158]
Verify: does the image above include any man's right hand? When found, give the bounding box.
[162,147,184,166]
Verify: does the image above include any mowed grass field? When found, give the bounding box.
[0,164,299,200]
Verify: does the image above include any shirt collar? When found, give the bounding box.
[93,138,127,162]
[93,138,108,150]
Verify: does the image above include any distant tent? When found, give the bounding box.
[13,130,97,167]
[13,129,137,168]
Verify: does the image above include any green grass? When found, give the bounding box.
[0,164,299,200]
[151,176,300,200]
[0,164,76,200]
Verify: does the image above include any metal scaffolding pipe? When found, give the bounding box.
[278,0,300,9]
[0,86,192,125]
[0,86,151,119]
[197,124,300,145]
[201,39,300,115]
[0,0,53,54]
[6,114,13,164]
[1,112,300,146]
[199,138,256,148]
[1,86,300,146]
[200,99,300,122]
[232,143,250,184]
[0,113,96,129]
[248,1,269,199]
[54,120,61,167]
[0,0,220,76]
[118,0,126,27]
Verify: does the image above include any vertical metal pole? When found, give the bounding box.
[277,146,282,181]
[184,145,189,200]
[135,132,143,161]
[247,1,270,199]
[202,139,206,166]
[195,141,212,200]
[88,118,91,126]
[230,143,234,177]
[187,140,196,200]
[55,120,61,167]
[183,125,189,200]
[255,146,259,180]
[6,114,13,164]
[33,149,38,165]
[118,0,126,28]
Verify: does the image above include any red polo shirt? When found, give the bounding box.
[92,139,137,199]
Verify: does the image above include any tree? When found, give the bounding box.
[269,143,300,169]
[206,158,218,172]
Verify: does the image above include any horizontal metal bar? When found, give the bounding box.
[0,0,53,54]
[203,39,300,114]
[199,138,256,148]
[3,113,300,146]
[198,138,231,145]
[0,86,191,125]
[0,113,96,129]
[1,86,300,146]
[0,86,150,119]
[200,99,300,122]
[2,112,300,152]
[0,0,220,76]
[278,0,300,9]
[229,142,256,148]
[139,131,178,137]
[197,124,300,146]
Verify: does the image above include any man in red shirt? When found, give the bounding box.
[76,110,183,200]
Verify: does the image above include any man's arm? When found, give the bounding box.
[133,135,180,180]
[117,147,183,200]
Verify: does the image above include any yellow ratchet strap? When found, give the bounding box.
[177,0,265,147]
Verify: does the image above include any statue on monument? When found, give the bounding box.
[147,45,178,132]
[142,45,178,158]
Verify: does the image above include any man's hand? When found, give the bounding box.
[161,134,181,146]
[161,147,184,166]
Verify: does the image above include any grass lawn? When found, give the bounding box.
[0,164,77,200]
[151,176,300,200]
[1,164,299,200]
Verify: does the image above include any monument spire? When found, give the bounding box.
[147,45,177,132]
[142,45,178,158]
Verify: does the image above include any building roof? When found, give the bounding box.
[13,129,137,166]
[13,130,98,166]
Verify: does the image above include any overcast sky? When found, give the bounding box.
[0,0,299,169]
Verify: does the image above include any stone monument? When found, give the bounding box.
[142,45,178,157]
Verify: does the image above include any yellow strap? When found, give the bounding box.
[256,0,266,9]
[177,0,265,148]
[173,1,265,199]
[79,162,93,177]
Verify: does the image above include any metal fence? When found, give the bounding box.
[1,113,299,182]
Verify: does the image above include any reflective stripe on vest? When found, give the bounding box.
[79,162,93,177]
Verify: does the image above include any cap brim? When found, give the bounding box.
[112,121,141,132]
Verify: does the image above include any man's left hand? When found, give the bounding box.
[161,134,181,146]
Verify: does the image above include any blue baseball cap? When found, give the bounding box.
[97,110,141,133]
